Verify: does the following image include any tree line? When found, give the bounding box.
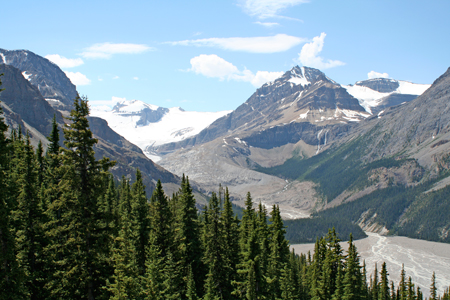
[0,78,449,299]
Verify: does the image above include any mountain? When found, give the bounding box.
[343,78,430,114]
[0,48,78,110]
[255,67,450,242]
[154,66,430,219]
[90,99,231,161]
[157,66,370,154]
[0,62,200,200]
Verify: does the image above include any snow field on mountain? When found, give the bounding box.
[91,104,231,161]
[343,81,431,114]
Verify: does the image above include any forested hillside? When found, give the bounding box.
[1,76,449,299]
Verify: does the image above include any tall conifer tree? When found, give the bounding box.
[0,75,25,299]
[49,96,115,299]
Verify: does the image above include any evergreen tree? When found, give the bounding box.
[106,210,141,300]
[47,96,115,299]
[150,179,173,259]
[342,234,363,300]
[399,265,407,300]
[406,277,415,300]
[174,175,204,298]
[13,134,48,299]
[379,262,389,300]
[131,169,151,276]
[430,272,437,300]
[372,263,379,300]
[186,265,199,300]
[266,204,289,299]
[202,192,228,299]
[220,187,240,298]
[0,75,25,299]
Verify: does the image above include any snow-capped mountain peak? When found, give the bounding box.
[112,99,160,113]
[343,78,430,114]
[90,101,231,161]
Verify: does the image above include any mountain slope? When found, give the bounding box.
[0,48,78,109]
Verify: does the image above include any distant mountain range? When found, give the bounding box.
[90,100,231,161]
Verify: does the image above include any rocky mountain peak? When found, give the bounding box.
[110,99,169,125]
[0,48,78,110]
[355,78,400,93]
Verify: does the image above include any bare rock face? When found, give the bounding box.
[356,78,400,93]
[0,64,64,136]
[0,48,78,110]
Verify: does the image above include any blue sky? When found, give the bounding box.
[3,0,450,112]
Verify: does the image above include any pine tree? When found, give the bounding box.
[342,234,363,300]
[372,263,379,300]
[106,209,141,300]
[173,175,204,298]
[131,169,151,276]
[202,192,228,299]
[47,96,115,299]
[220,187,240,298]
[430,272,437,300]
[406,277,415,300]
[399,265,407,300]
[379,262,389,300]
[13,134,48,299]
[266,205,289,299]
[150,179,173,259]
[0,75,25,299]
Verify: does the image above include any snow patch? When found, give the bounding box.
[22,71,32,81]
[0,53,6,63]
[234,137,247,146]
[343,81,430,114]
[289,76,310,86]
[299,110,309,119]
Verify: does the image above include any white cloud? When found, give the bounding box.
[45,54,84,68]
[81,43,153,59]
[189,54,283,87]
[169,34,305,53]
[65,71,91,86]
[240,0,309,19]
[298,32,345,69]
[368,71,389,79]
[254,21,279,27]
[250,70,284,87]
[190,55,239,79]
[113,76,120,80]
[133,77,139,80]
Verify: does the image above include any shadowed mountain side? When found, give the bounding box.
[0,64,64,136]
[0,48,78,109]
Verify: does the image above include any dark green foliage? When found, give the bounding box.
[0,75,26,299]
[131,168,151,275]
[284,216,366,244]
[173,175,204,297]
